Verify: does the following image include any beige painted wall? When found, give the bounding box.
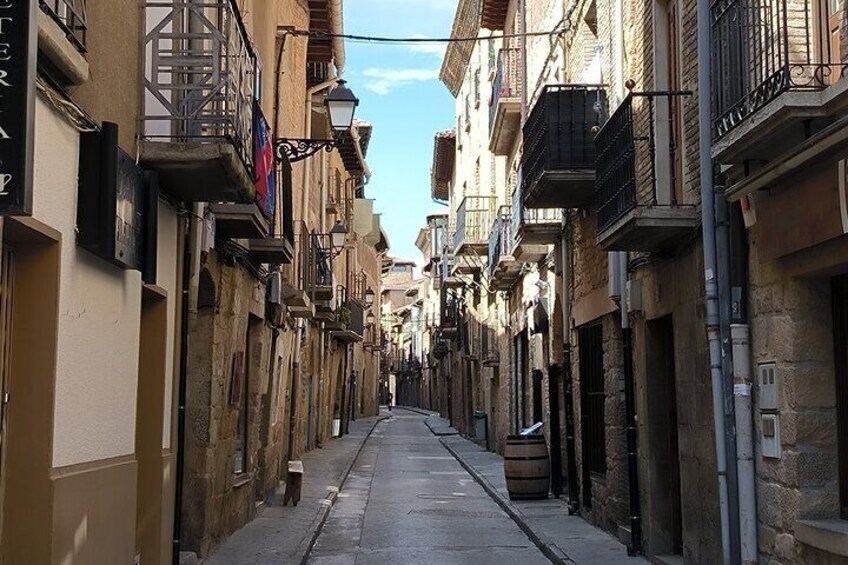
[32,99,142,468]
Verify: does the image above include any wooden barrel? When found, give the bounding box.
[504,434,550,501]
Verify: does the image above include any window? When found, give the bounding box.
[230,350,248,476]
[474,69,481,108]
[579,323,606,506]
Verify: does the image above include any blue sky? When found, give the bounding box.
[343,0,457,263]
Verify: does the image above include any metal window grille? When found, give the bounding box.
[579,324,606,480]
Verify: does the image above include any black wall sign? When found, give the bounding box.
[0,0,37,215]
[78,122,158,275]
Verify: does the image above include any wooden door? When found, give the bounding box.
[831,276,848,518]
[0,246,14,550]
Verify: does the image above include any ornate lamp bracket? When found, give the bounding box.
[275,136,340,163]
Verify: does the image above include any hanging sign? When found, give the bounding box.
[0,0,37,215]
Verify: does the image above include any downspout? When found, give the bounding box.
[620,251,641,555]
[717,183,742,562]
[172,204,201,563]
[329,0,345,74]
[722,186,757,565]
[696,0,733,559]
[561,226,579,513]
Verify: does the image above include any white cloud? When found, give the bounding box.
[362,67,440,95]
[405,34,448,58]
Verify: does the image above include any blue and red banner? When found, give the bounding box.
[253,103,276,219]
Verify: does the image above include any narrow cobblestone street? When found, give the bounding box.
[308,410,549,564]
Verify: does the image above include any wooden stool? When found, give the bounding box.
[283,460,303,507]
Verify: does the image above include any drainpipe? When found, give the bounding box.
[619,251,641,555]
[329,0,345,74]
[561,225,579,513]
[720,186,757,565]
[696,0,733,559]
[717,184,742,562]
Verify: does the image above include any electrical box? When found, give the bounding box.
[626,279,642,313]
[761,414,782,459]
[758,363,779,411]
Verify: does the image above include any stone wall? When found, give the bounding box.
[183,254,279,557]
[747,230,844,564]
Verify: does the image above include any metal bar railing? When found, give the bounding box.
[522,84,608,196]
[490,48,522,131]
[455,195,498,250]
[40,0,87,52]
[141,0,256,173]
[595,91,692,233]
[711,0,848,139]
[487,205,512,277]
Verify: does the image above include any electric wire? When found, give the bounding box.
[282,28,566,45]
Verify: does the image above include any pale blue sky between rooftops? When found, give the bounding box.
[343,0,457,264]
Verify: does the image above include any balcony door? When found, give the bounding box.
[818,0,842,82]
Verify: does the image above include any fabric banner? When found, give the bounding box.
[253,103,276,218]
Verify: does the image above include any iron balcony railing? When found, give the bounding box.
[595,91,692,233]
[711,0,848,139]
[511,187,562,236]
[490,48,522,131]
[455,195,498,251]
[41,0,88,52]
[141,0,256,173]
[440,290,460,332]
[309,232,333,293]
[522,85,608,195]
[487,205,512,277]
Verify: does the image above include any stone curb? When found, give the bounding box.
[393,405,433,416]
[439,437,574,565]
[296,414,392,565]
[424,416,459,436]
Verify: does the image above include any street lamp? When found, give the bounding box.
[366,311,376,326]
[364,287,375,307]
[330,220,348,256]
[325,80,360,131]
[275,79,361,163]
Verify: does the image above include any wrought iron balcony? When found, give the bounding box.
[440,290,460,339]
[522,85,607,209]
[487,206,520,289]
[140,0,257,203]
[512,196,562,246]
[41,0,88,52]
[309,233,335,306]
[489,48,523,155]
[454,195,497,257]
[595,91,699,251]
[280,221,314,317]
[712,0,848,145]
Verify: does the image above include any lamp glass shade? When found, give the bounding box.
[330,221,347,250]
[365,287,375,306]
[328,101,357,131]
[325,80,359,131]
[366,311,376,325]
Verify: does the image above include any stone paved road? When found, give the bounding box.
[308,411,551,565]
